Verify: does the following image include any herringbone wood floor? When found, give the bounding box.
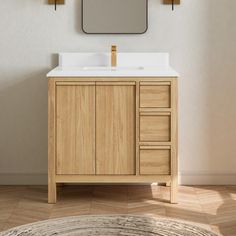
[0,185,235,236]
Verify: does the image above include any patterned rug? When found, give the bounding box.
[0,215,220,236]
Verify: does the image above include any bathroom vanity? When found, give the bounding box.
[47,52,179,204]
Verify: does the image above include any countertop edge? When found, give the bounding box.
[46,67,179,78]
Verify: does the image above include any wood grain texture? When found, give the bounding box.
[96,84,136,175]
[48,77,178,204]
[56,86,76,175]
[0,186,234,236]
[140,148,171,175]
[96,82,135,86]
[140,108,171,112]
[170,78,178,204]
[56,85,95,175]
[140,115,171,142]
[48,78,56,204]
[136,82,140,176]
[75,86,95,175]
[140,83,171,108]
[56,82,95,86]
[55,175,171,183]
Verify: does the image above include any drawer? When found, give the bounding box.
[140,146,171,175]
[140,82,171,108]
[140,113,171,142]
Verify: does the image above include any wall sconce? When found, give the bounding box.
[48,0,180,12]
[163,0,180,11]
[48,0,65,11]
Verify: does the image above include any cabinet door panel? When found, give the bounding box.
[96,85,135,175]
[75,86,95,174]
[56,86,76,174]
[56,85,95,175]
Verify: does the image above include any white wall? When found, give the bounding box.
[0,0,236,185]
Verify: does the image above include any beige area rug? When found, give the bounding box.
[0,215,220,236]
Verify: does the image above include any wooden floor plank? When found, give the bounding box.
[0,185,235,236]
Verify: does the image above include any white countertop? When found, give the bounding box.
[47,53,179,78]
[47,66,179,77]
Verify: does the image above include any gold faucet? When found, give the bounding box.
[111,45,117,67]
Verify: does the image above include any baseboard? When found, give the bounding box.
[0,173,47,185]
[179,171,236,185]
[0,172,235,185]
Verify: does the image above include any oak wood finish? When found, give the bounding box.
[140,82,171,108]
[75,85,95,175]
[55,175,171,183]
[48,77,178,204]
[56,85,95,175]
[140,114,171,142]
[170,78,178,204]
[140,147,171,175]
[135,82,140,176]
[48,78,57,204]
[96,84,135,175]
[56,82,95,86]
[56,86,76,174]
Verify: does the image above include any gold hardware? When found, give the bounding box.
[111,45,117,67]
[48,0,65,5]
[163,0,180,4]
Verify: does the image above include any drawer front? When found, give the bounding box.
[140,113,171,142]
[140,82,171,108]
[140,147,171,175]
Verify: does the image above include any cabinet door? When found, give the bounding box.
[56,84,95,175]
[96,84,136,175]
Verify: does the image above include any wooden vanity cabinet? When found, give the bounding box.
[48,78,178,204]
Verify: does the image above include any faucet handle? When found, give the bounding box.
[111,45,117,52]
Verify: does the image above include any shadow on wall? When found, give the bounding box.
[0,69,49,174]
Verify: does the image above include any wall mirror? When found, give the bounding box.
[82,0,148,34]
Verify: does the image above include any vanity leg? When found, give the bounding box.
[48,181,57,204]
[170,177,178,204]
[48,78,57,204]
[170,78,178,204]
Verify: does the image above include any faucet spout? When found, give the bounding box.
[111,45,117,67]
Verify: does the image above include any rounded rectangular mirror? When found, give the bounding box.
[82,0,148,34]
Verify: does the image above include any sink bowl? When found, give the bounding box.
[81,66,144,71]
